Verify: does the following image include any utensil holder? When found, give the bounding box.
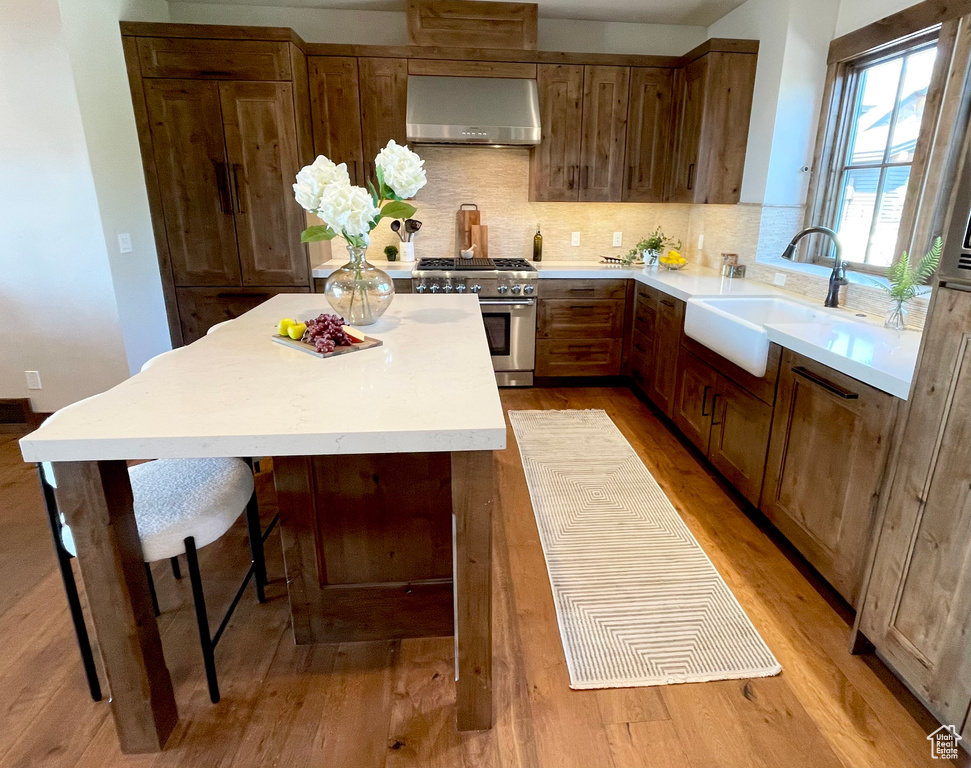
[400,242,415,262]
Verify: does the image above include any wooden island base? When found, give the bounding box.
[274,449,495,731]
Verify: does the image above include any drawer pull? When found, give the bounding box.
[215,292,269,299]
[792,366,859,399]
[701,385,712,416]
[634,342,647,353]
[660,298,675,307]
[568,287,595,293]
[710,393,721,425]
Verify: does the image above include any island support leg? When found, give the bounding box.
[451,450,494,731]
[53,460,178,753]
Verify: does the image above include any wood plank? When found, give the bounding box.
[407,0,538,50]
[605,721,691,768]
[451,450,494,731]
[51,460,177,754]
[120,21,301,44]
[136,37,291,80]
[408,58,537,78]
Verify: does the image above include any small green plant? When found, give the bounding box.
[384,244,399,262]
[620,227,683,265]
[873,236,941,303]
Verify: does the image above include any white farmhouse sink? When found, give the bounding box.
[684,297,825,377]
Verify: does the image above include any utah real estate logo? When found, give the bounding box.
[927,725,962,760]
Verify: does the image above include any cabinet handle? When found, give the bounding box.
[701,384,712,417]
[568,166,576,189]
[349,160,359,184]
[230,164,245,213]
[582,165,590,189]
[660,298,675,307]
[215,162,232,214]
[569,287,595,293]
[686,162,695,190]
[215,292,269,299]
[709,393,721,425]
[792,366,859,400]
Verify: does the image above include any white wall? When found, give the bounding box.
[835,0,920,37]
[167,2,707,55]
[0,0,131,411]
[58,0,173,375]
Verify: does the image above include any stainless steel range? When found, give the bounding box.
[413,257,538,386]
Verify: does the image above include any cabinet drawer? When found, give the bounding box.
[633,296,657,338]
[542,279,628,300]
[536,339,622,377]
[537,299,625,338]
[635,283,659,305]
[137,38,292,80]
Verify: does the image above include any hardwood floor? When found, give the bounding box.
[0,387,960,767]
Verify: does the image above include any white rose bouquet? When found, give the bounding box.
[294,139,427,248]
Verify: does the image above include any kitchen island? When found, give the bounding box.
[19,294,506,753]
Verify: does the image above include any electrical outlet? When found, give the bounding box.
[571,232,581,247]
[25,371,42,390]
[697,234,704,250]
[118,233,132,254]
[773,272,787,287]
[612,231,623,247]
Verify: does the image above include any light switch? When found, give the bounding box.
[118,233,132,253]
[571,232,581,247]
[25,371,42,390]
[697,234,704,250]
[612,231,623,247]
[774,272,787,287]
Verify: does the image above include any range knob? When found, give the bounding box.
[497,285,509,294]
[523,284,535,295]
[454,284,467,293]
[443,284,454,293]
[430,284,441,293]
[511,285,522,294]
[470,284,482,294]
[415,283,426,293]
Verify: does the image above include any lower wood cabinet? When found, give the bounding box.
[537,299,625,338]
[176,286,309,343]
[857,286,970,727]
[535,338,623,377]
[647,296,684,416]
[672,347,773,505]
[761,350,897,604]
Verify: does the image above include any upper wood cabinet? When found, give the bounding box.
[135,37,292,80]
[761,351,897,604]
[579,66,630,201]
[309,57,365,184]
[358,58,408,173]
[143,79,241,287]
[669,51,757,204]
[858,286,971,726]
[625,68,674,202]
[530,64,584,202]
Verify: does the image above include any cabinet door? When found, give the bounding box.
[358,58,408,172]
[668,57,707,203]
[531,64,583,202]
[624,68,674,202]
[859,287,971,726]
[176,286,310,344]
[537,299,625,339]
[309,57,365,184]
[709,374,773,506]
[672,349,717,453]
[762,352,896,603]
[579,66,630,202]
[536,339,622,377]
[143,80,241,286]
[630,330,653,392]
[220,82,308,287]
[648,296,685,417]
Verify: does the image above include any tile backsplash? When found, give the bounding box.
[316,145,927,329]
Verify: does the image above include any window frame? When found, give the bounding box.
[805,29,941,275]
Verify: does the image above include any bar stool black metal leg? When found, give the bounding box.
[244,492,267,603]
[145,564,160,617]
[37,465,102,702]
[184,537,219,704]
[170,556,182,580]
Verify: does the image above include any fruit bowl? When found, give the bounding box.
[660,261,687,271]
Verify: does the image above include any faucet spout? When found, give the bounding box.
[780,226,847,308]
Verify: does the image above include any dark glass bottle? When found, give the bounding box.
[532,225,543,262]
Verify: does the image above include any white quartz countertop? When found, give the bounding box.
[311,258,921,399]
[20,295,507,463]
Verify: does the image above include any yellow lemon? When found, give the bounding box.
[668,249,682,260]
[287,322,307,340]
[277,317,296,336]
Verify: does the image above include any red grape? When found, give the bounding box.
[302,313,353,353]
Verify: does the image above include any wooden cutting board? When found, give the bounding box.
[272,334,383,358]
[457,204,480,249]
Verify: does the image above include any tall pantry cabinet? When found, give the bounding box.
[123,31,313,345]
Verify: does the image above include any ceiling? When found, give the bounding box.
[171,0,748,27]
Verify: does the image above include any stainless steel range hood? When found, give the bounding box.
[406,75,541,146]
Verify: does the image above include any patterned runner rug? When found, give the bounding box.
[509,409,781,689]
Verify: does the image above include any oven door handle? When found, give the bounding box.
[478,299,536,307]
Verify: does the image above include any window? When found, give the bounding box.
[833,43,937,267]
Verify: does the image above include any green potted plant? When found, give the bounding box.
[384,244,399,262]
[621,227,683,266]
[873,236,941,330]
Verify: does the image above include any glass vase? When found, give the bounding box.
[324,244,395,326]
[884,300,908,331]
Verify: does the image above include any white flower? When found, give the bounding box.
[315,184,380,238]
[292,155,350,212]
[374,140,427,199]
